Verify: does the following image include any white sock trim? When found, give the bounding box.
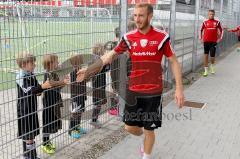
[142,153,151,159]
[204,67,208,72]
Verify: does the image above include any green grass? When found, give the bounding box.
[0,19,118,90]
[0,71,15,90]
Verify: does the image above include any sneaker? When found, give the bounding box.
[48,142,56,150]
[41,144,55,154]
[77,127,87,134]
[139,143,144,157]
[108,108,119,116]
[210,65,215,74]
[70,130,81,139]
[90,120,102,129]
[203,71,208,77]
[237,47,240,52]
[23,156,40,159]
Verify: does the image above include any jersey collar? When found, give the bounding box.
[137,26,153,36]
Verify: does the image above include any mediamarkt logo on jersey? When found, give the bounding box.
[132,52,157,56]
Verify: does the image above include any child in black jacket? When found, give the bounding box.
[91,43,110,128]
[16,52,52,159]
[41,54,68,154]
[69,54,87,138]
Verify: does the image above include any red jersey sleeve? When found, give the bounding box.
[162,40,175,58]
[114,36,130,54]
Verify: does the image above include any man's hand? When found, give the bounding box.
[175,88,184,108]
[217,38,222,43]
[41,80,52,89]
[76,67,88,82]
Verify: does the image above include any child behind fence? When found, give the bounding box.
[107,27,120,116]
[68,54,87,139]
[108,22,137,116]
[41,54,69,154]
[91,43,110,128]
[16,52,51,159]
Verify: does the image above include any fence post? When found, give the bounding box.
[169,0,176,48]
[16,5,29,51]
[219,0,224,53]
[228,0,233,15]
[192,0,200,71]
[118,0,127,118]
[165,0,176,88]
[211,0,214,9]
[220,0,223,20]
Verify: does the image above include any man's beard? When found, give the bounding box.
[137,20,149,30]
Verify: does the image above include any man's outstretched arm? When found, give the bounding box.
[227,26,240,32]
[76,50,117,82]
[77,36,129,82]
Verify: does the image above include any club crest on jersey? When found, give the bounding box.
[140,39,148,48]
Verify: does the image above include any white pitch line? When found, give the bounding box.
[0,67,17,73]
[28,39,49,50]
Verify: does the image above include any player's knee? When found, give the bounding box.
[143,129,155,137]
[125,125,143,136]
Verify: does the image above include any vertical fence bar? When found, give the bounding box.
[118,0,127,118]
[228,0,232,16]
[220,0,223,20]
[192,0,200,71]
[169,0,176,48]
[165,0,176,87]
[1,0,240,158]
[211,0,214,9]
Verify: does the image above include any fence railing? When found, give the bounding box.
[0,0,239,158]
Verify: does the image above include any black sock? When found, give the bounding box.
[22,141,27,157]
[69,113,82,135]
[26,142,37,158]
[43,135,50,145]
[92,105,101,122]
[110,97,118,109]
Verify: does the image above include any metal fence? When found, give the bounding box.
[0,0,239,158]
